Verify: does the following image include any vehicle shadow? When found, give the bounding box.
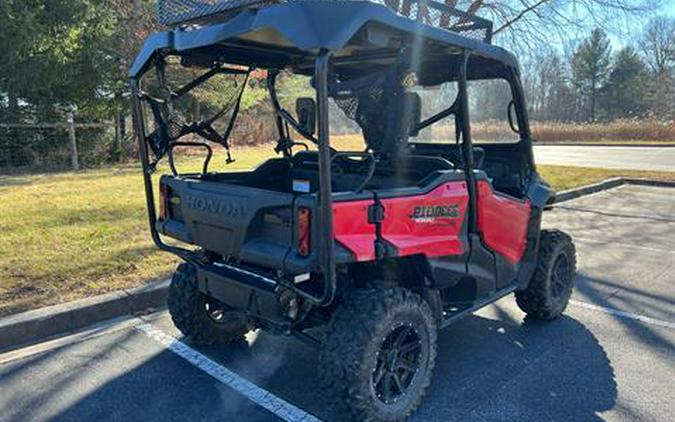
[39,311,615,422]
[415,314,617,422]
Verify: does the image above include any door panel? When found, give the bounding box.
[476,179,531,264]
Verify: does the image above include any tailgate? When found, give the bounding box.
[158,176,296,269]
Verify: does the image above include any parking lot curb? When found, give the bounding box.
[555,178,625,203]
[0,279,169,353]
[621,178,675,188]
[555,177,675,203]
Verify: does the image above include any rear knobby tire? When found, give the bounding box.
[168,263,250,345]
[516,229,577,320]
[319,288,437,422]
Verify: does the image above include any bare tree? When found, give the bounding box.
[456,0,661,53]
[639,16,675,118]
[639,16,675,74]
[522,48,576,121]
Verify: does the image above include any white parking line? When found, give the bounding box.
[569,300,675,329]
[136,323,321,422]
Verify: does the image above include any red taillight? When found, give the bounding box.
[297,207,311,256]
[159,183,169,220]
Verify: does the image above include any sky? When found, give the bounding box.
[663,0,675,16]
[474,0,675,54]
[610,0,675,47]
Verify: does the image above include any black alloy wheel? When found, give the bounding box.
[550,254,571,299]
[372,324,423,405]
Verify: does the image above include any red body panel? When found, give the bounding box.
[333,199,376,261]
[333,180,530,264]
[476,180,531,264]
[379,182,469,258]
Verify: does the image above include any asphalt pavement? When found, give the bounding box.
[1,185,673,422]
[533,145,674,171]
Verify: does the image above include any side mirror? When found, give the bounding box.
[296,97,316,135]
[507,100,520,134]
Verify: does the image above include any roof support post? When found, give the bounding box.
[131,79,158,243]
[314,50,337,307]
[458,49,478,233]
[508,67,536,171]
[280,50,337,308]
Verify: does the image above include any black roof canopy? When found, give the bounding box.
[130,1,519,83]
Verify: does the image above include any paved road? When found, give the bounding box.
[533,145,674,171]
[1,185,674,422]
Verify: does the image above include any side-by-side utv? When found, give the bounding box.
[131,1,576,420]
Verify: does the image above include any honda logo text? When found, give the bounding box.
[185,196,245,218]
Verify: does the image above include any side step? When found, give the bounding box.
[441,285,519,329]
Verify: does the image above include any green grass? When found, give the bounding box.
[0,145,673,316]
[0,145,278,316]
[538,165,675,191]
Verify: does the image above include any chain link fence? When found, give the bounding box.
[0,114,136,174]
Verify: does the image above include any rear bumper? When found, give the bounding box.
[196,263,287,324]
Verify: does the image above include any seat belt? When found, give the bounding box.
[219,68,251,164]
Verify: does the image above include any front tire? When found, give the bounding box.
[516,230,577,320]
[168,263,250,345]
[319,288,437,421]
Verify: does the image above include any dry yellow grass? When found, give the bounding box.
[349,119,675,144]
[473,119,675,143]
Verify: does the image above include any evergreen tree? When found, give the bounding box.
[0,0,118,119]
[571,28,612,121]
[601,47,649,119]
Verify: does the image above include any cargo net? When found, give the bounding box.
[140,58,253,172]
[334,86,387,151]
[157,0,492,42]
[330,60,420,154]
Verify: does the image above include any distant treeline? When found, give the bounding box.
[1,2,674,172]
[520,23,675,123]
